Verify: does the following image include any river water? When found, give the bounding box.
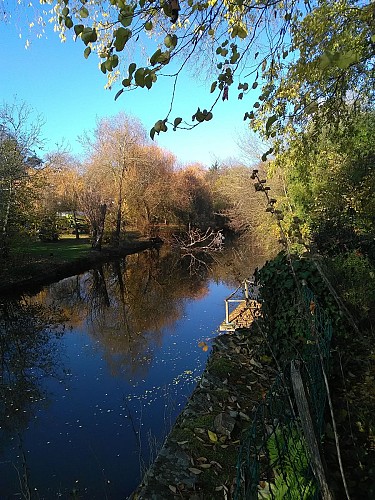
[0,245,263,499]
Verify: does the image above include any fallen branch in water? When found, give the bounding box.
[173,226,224,253]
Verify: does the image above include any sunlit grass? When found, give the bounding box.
[14,235,92,262]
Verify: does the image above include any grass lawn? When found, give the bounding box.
[14,235,92,263]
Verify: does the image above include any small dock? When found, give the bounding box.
[220,280,261,332]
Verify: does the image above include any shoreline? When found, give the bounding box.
[0,238,162,296]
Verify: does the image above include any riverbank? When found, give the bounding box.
[130,326,277,499]
[0,236,162,296]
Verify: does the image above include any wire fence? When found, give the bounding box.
[235,286,333,499]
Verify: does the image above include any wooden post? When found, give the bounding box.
[290,361,333,500]
[244,280,249,300]
[225,299,229,325]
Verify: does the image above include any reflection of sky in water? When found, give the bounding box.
[0,280,233,498]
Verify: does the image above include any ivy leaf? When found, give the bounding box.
[188,467,202,475]
[208,430,218,443]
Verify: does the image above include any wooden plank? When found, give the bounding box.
[291,361,333,500]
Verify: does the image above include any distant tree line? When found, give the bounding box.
[0,101,278,258]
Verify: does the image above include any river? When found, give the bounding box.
[0,244,264,499]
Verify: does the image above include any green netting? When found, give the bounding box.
[235,285,332,499]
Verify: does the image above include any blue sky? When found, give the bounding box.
[0,10,260,167]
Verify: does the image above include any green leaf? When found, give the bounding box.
[336,51,360,69]
[145,21,153,31]
[79,7,89,18]
[173,117,182,128]
[150,48,162,66]
[81,27,97,45]
[118,8,134,28]
[114,27,131,51]
[128,63,136,76]
[195,110,205,122]
[111,54,119,68]
[150,127,156,140]
[83,46,91,59]
[154,119,164,133]
[157,51,171,65]
[164,34,177,49]
[135,68,145,87]
[230,52,240,64]
[208,430,218,443]
[74,24,84,36]
[65,16,73,29]
[162,2,172,17]
[210,81,217,93]
[62,7,69,16]
[144,72,153,89]
[266,115,277,132]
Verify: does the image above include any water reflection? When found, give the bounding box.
[0,243,265,498]
[0,299,66,496]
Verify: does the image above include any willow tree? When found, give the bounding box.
[81,113,148,246]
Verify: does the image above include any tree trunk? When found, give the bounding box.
[114,202,122,247]
[92,203,107,251]
[1,180,13,259]
[72,210,80,240]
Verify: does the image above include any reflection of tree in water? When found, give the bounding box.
[0,299,65,437]
[35,274,88,328]
[0,299,66,498]
[80,249,210,380]
[27,240,264,384]
[211,234,274,287]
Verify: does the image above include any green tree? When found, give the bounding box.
[31,1,373,141]
[0,101,44,257]
[274,110,375,253]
